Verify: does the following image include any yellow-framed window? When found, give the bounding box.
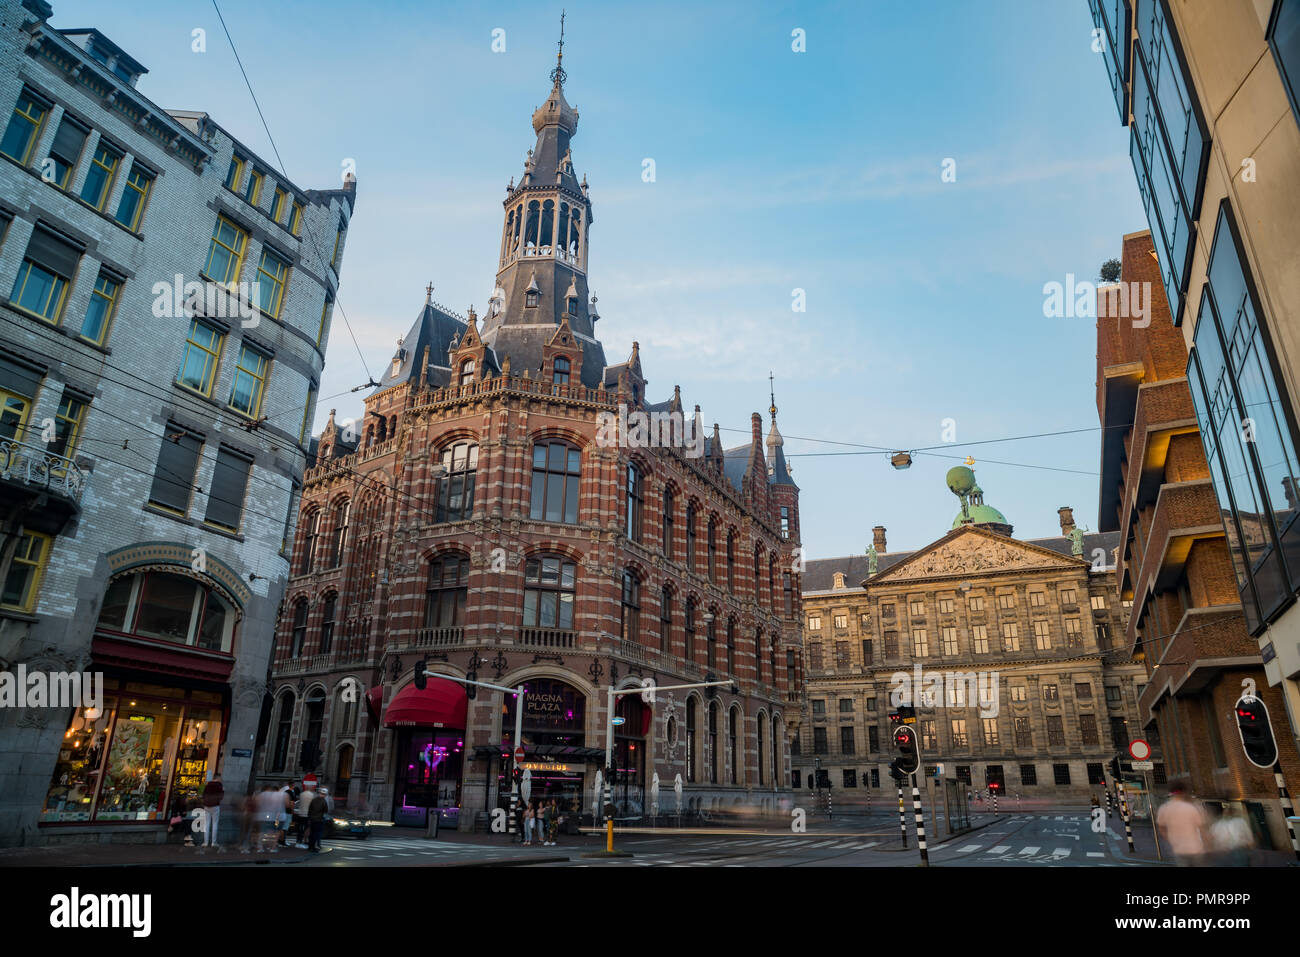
[270,187,287,223]
[79,274,120,344]
[11,258,70,323]
[245,168,263,206]
[0,387,33,442]
[224,154,244,191]
[0,530,52,612]
[299,385,316,444]
[256,248,289,318]
[0,93,47,165]
[316,297,331,347]
[114,166,152,231]
[177,318,224,395]
[51,391,86,459]
[228,343,269,418]
[204,215,248,286]
[289,201,303,236]
[79,144,120,211]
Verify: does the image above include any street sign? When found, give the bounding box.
[611,717,626,726]
[1129,739,1151,761]
[303,772,318,789]
[1131,760,1154,770]
[513,746,525,762]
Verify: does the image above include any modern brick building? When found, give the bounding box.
[798,483,1154,805]
[1097,228,1300,848]
[0,0,354,845]
[1088,0,1300,756]
[265,49,801,829]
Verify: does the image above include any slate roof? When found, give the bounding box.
[770,441,797,487]
[481,325,606,389]
[375,301,469,393]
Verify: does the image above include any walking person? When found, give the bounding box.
[1210,805,1255,866]
[307,787,328,852]
[295,785,315,847]
[238,789,257,853]
[544,798,559,846]
[1156,785,1209,866]
[523,802,536,845]
[201,774,224,850]
[278,781,295,846]
[254,784,283,852]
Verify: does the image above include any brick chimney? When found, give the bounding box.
[1058,506,1076,536]
[873,525,887,554]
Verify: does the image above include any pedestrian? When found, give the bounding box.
[544,798,558,846]
[523,802,536,845]
[1209,805,1255,866]
[1156,785,1209,866]
[254,784,283,852]
[515,800,526,843]
[307,787,329,852]
[278,781,295,846]
[239,789,257,853]
[200,774,224,849]
[295,785,315,847]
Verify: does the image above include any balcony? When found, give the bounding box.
[519,627,575,649]
[0,438,84,532]
[413,626,465,649]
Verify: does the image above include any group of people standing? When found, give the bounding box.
[519,799,562,846]
[1156,785,1258,866]
[240,781,331,853]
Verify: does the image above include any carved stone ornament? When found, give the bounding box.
[881,532,1077,580]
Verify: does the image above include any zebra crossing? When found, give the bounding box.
[320,836,514,863]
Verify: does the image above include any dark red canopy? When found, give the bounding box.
[382,678,468,728]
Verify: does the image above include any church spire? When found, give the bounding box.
[551,10,567,87]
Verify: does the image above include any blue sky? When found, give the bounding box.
[52,0,1146,558]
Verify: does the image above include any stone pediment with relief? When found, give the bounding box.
[874,529,1081,582]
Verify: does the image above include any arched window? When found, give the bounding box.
[662,488,674,558]
[319,593,337,654]
[271,691,295,772]
[299,509,319,575]
[726,616,736,674]
[729,707,740,785]
[530,441,581,524]
[304,688,326,765]
[707,518,718,581]
[755,628,764,682]
[685,597,697,661]
[334,682,358,736]
[707,612,717,670]
[625,463,643,542]
[557,203,570,258]
[783,572,794,617]
[659,586,672,653]
[524,554,576,629]
[620,570,640,644]
[436,442,478,523]
[686,698,697,784]
[553,356,570,384]
[708,703,718,784]
[540,199,554,251]
[329,500,349,568]
[291,599,308,656]
[458,358,475,386]
[754,545,764,609]
[757,712,766,786]
[524,200,540,250]
[726,532,736,589]
[425,554,469,629]
[686,503,698,571]
[96,571,236,653]
[773,718,782,787]
[768,557,777,611]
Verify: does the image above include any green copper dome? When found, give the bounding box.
[952,503,1009,529]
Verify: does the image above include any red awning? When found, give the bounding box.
[365,685,384,720]
[382,678,468,729]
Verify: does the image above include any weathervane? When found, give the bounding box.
[551,10,567,86]
[769,370,777,419]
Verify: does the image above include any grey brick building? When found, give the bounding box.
[0,0,354,845]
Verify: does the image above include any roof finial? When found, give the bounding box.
[425,281,433,304]
[551,9,567,86]
[768,370,777,419]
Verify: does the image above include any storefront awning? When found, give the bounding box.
[383,678,468,729]
[473,743,605,761]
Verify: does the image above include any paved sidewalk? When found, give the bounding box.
[0,840,313,867]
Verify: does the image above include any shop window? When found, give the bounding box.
[94,571,236,653]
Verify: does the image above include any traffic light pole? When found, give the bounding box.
[1274,760,1300,862]
[1117,777,1134,854]
[897,779,907,848]
[910,771,929,866]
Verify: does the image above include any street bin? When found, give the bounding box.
[424,808,439,839]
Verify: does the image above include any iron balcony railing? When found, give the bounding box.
[0,437,84,506]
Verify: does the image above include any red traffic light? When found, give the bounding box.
[1235,708,1257,720]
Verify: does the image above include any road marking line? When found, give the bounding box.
[1087,852,1104,857]
[988,845,1010,854]
[833,842,859,848]
[956,844,982,853]
[856,842,880,849]
[1019,846,1039,855]
[1051,847,1070,857]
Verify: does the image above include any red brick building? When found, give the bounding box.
[259,55,802,829]
[1097,229,1300,848]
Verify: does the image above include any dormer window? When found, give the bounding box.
[526,290,538,308]
[459,358,475,386]
[567,295,578,315]
[553,357,570,385]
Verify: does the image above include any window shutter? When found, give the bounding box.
[205,447,252,530]
[149,426,203,512]
[0,352,45,398]
[25,226,82,278]
[49,119,87,163]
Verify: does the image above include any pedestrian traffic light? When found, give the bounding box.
[413,660,427,690]
[889,759,905,781]
[892,725,919,775]
[1234,695,1278,769]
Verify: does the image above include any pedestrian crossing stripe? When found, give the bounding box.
[1018,846,1039,855]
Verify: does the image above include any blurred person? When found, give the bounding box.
[200,773,224,850]
[1157,785,1209,866]
[238,788,257,853]
[254,784,282,852]
[523,802,536,845]
[307,788,329,852]
[277,781,295,846]
[1210,805,1255,866]
[294,785,315,847]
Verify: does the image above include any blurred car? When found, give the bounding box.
[324,813,371,839]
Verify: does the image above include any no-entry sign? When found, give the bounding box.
[303,772,318,789]
[514,746,525,762]
[1128,739,1151,761]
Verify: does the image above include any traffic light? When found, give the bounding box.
[706,672,718,699]
[465,670,477,700]
[413,660,427,690]
[729,680,740,696]
[1235,696,1278,769]
[892,725,919,776]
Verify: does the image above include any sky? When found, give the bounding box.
[49,0,1147,558]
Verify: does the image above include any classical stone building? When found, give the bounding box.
[264,49,801,829]
[1097,228,1300,847]
[0,0,354,845]
[797,481,1155,804]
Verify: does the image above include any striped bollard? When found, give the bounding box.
[1117,779,1134,853]
[911,773,929,865]
[1105,788,1113,818]
[992,787,997,815]
[898,783,907,848]
[1274,761,1300,862]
